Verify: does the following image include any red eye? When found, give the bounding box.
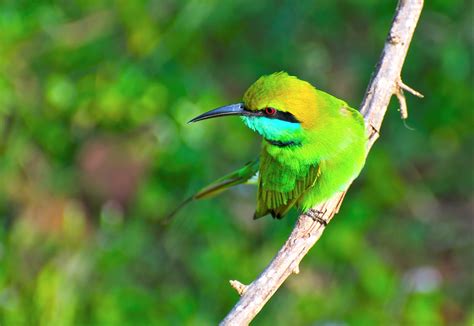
[265,107,276,116]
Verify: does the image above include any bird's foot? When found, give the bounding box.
[306,208,328,226]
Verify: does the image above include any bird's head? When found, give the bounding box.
[189,72,319,148]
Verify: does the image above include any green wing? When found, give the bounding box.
[163,160,259,224]
[254,152,320,219]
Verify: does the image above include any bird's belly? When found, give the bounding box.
[298,152,365,211]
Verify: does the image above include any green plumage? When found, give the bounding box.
[171,72,366,221]
[255,153,320,218]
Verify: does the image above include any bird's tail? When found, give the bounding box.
[161,159,259,225]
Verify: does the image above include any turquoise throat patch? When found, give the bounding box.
[241,116,304,146]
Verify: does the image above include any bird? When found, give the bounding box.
[166,72,366,223]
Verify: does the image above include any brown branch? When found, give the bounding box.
[221,0,424,324]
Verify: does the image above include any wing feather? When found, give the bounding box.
[254,151,320,219]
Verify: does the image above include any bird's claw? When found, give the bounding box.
[306,208,328,226]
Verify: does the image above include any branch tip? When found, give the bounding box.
[395,84,409,119]
[399,79,424,98]
[293,265,300,275]
[229,280,248,296]
[395,78,423,120]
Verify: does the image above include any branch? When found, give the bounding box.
[221,0,424,324]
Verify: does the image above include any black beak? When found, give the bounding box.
[188,103,248,123]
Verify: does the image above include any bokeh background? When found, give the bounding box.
[0,0,472,325]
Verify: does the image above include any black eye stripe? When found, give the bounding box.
[242,107,300,123]
[261,109,299,123]
[276,110,299,123]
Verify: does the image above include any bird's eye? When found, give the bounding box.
[265,107,276,116]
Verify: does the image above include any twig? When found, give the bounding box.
[229,280,248,296]
[221,0,424,324]
[395,77,424,119]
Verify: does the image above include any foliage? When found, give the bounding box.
[0,0,472,325]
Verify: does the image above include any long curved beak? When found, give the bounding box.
[188,103,248,123]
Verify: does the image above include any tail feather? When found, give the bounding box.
[161,159,259,225]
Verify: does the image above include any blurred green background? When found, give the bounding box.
[0,0,472,325]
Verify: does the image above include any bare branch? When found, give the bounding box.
[221,0,424,324]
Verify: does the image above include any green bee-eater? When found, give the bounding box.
[171,72,366,221]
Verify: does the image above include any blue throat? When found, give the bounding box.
[241,116,304,147]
